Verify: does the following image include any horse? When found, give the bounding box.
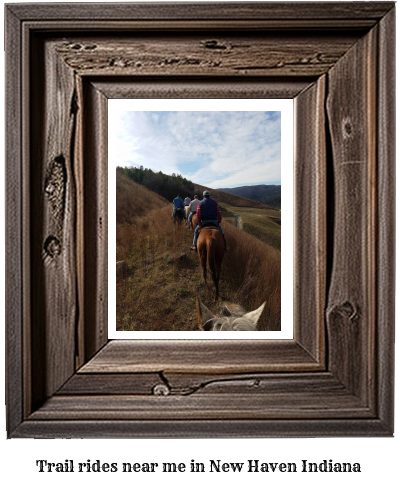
[172,207,184,227]
[189,213,197,231]
[196,296,266,330]
[197,225,224,300]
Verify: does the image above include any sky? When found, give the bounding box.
[109,110,281,188]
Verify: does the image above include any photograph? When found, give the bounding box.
[109,100,293,337]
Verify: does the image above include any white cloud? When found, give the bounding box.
[109,110,282,186]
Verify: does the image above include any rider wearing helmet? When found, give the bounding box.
[191,190,225,252]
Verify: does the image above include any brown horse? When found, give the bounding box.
[197,226,224,300]
[196,296,266,331]
[190,214,197,231]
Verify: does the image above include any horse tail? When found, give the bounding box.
[207,236,216,273]
[207,235,219,297]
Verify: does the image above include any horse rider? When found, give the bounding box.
[172,194,185,219]
[191,190,226,252]
[186,194,200,228]
[184,195,191,219]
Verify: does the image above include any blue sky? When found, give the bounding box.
[109,110,281,188]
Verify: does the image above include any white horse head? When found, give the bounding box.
[196,296,265,331]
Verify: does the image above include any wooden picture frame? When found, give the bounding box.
[5,2,395,438]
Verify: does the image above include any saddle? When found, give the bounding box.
[199,224,227,252]
[201,222,219,230]
[197,224,227,252]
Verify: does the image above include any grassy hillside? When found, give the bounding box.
[219,184,281,209]
[116,172,281,332]
[220,203,281,250]
[116,171,169,225]
[258,194,281,209]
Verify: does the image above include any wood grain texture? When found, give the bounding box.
[59,371,358,397]
[79,340,321,374]
[13,418,391,439]
[84,76,325,372]
[58,372,163,395]
[92,78,312,100]
[82,81,109,362]
[19,19,384,33]
[5,2,395,438]
[294,76,326,364]
[53,33,360,78]
[29,393,371,421]
[326,26,377,406]
[38,371,375,422]
[7,2,394,22]
[5,5,24,437]
[376,7,396,432]
[30,37,78,407]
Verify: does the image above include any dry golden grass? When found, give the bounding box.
[220,222,281,330]
[116,171,169,225]
[116,211,280,331]
[116,172,281,332]
[116,207,202,331]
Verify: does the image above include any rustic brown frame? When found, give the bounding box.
[5,2,395,438]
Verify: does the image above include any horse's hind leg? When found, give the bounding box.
[199,250,207,284]
[214,280,219,301]
[202,261,207,284]
[212,270,220,301]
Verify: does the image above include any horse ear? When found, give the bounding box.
[243,302,266,328]
[196,295,215,330]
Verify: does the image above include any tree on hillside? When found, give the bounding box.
[116,166,194,201]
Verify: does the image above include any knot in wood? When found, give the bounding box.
[43,236,61,259]
[342,118,353,138]
[45,156,66,218]
[152,383,170,396]
[83,44,97,51]
[202,39,227,50]
[339,301,358,321]
[327,301,358,323]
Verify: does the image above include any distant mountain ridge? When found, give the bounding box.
[194,184,274,210]
[217,184,281,209]
[116,166,275,211]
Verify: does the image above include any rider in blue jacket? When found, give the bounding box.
[172,194,185,219]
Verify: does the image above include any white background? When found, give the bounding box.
[1,1,397,486]
[108,99,293,339]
